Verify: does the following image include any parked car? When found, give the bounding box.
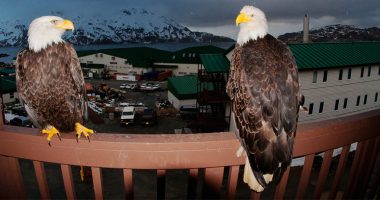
[9,117,34,128]
[139,82,160,91]
[120,83,128,89]
[120,106,135,126]
[140,108,157,126]
[129,83,138,90]
[179,105,198,119]
[119,102,146,113]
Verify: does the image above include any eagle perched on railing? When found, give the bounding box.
[15,16,94,145]
[226,6,305,192]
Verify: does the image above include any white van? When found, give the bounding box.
[120,106,135,126]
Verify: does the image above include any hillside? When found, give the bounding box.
[0,8,234,47]
[278,24,380,43]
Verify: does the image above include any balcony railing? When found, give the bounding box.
[0,109,379,199]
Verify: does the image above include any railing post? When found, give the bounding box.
[202,167,224,199]
[92,167,103,200]
[187,169,198,200]
[0,155,26,199]
[123,169,133,199]
[33,161,51,199]
[226,165,240,200]
[61,164,76,200]
[157,169,166,200]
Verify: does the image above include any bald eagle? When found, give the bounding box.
[16,16,94,145]
[226,6,304,192]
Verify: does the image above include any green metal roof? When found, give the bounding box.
[168,75,214,100]
[161,45,226,64]
[77,47,171,67]
[168,76,198,100]
[200,54,230,73]
[0,76,16,93]
[76,50,97,57]
[77,45,228,67]
[288,42,380,69]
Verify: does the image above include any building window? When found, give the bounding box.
[364,94,367,105]
[339,69,343,80]
[95,54,98,57]
[368,66,371,77]
[323,70,328,82]
[348,68,352,79]
[110,62,117,65]
[9,92,14,99]
[99,54,103,58]
[308,103,314,115]
[375,92,378,102]
[319,102,324,113]
[360,67,364,77]
[312,71,317,83]
[124,60,128,64]
[356,96,361,106]
[111,56,115,60]
[334,99,339,110]
[343,98,348,109]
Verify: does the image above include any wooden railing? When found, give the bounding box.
[0,109,379,199]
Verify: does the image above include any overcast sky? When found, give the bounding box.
[1,0,379,38]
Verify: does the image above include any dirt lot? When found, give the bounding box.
[85,79,190,134]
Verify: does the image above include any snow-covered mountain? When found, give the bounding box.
[278,24,380,43]
[0,8,233,47]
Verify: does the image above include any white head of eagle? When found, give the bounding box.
[28,16,74,52]
[236,6,268,45]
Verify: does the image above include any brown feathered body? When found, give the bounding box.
[16,42,86,132]
[226,34,303,188]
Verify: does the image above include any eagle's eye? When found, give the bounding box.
[50,20,58,24]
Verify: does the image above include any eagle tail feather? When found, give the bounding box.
[243,158,273,192]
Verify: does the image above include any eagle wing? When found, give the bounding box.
[16,49,44,127]
[66,43,88,122]
[16,42,87,130]
[227,35,301,186]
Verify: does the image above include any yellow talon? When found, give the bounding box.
[75,122,94,142]
[41,125,61,145]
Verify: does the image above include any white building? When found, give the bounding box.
[169,42,380,124]
[225,42,380,123]
[78,51,143,75]
[167,75,198,109]
[287,42,380,123]
[77,46,226,77]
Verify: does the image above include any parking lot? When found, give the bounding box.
[85,79,190,134]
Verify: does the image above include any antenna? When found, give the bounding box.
[303,14,310,43]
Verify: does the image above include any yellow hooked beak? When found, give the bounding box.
[55,20,75,30]
[236,13,252,26]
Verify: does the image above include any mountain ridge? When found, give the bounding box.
[0,8,234,47]
[278,24,380,43]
